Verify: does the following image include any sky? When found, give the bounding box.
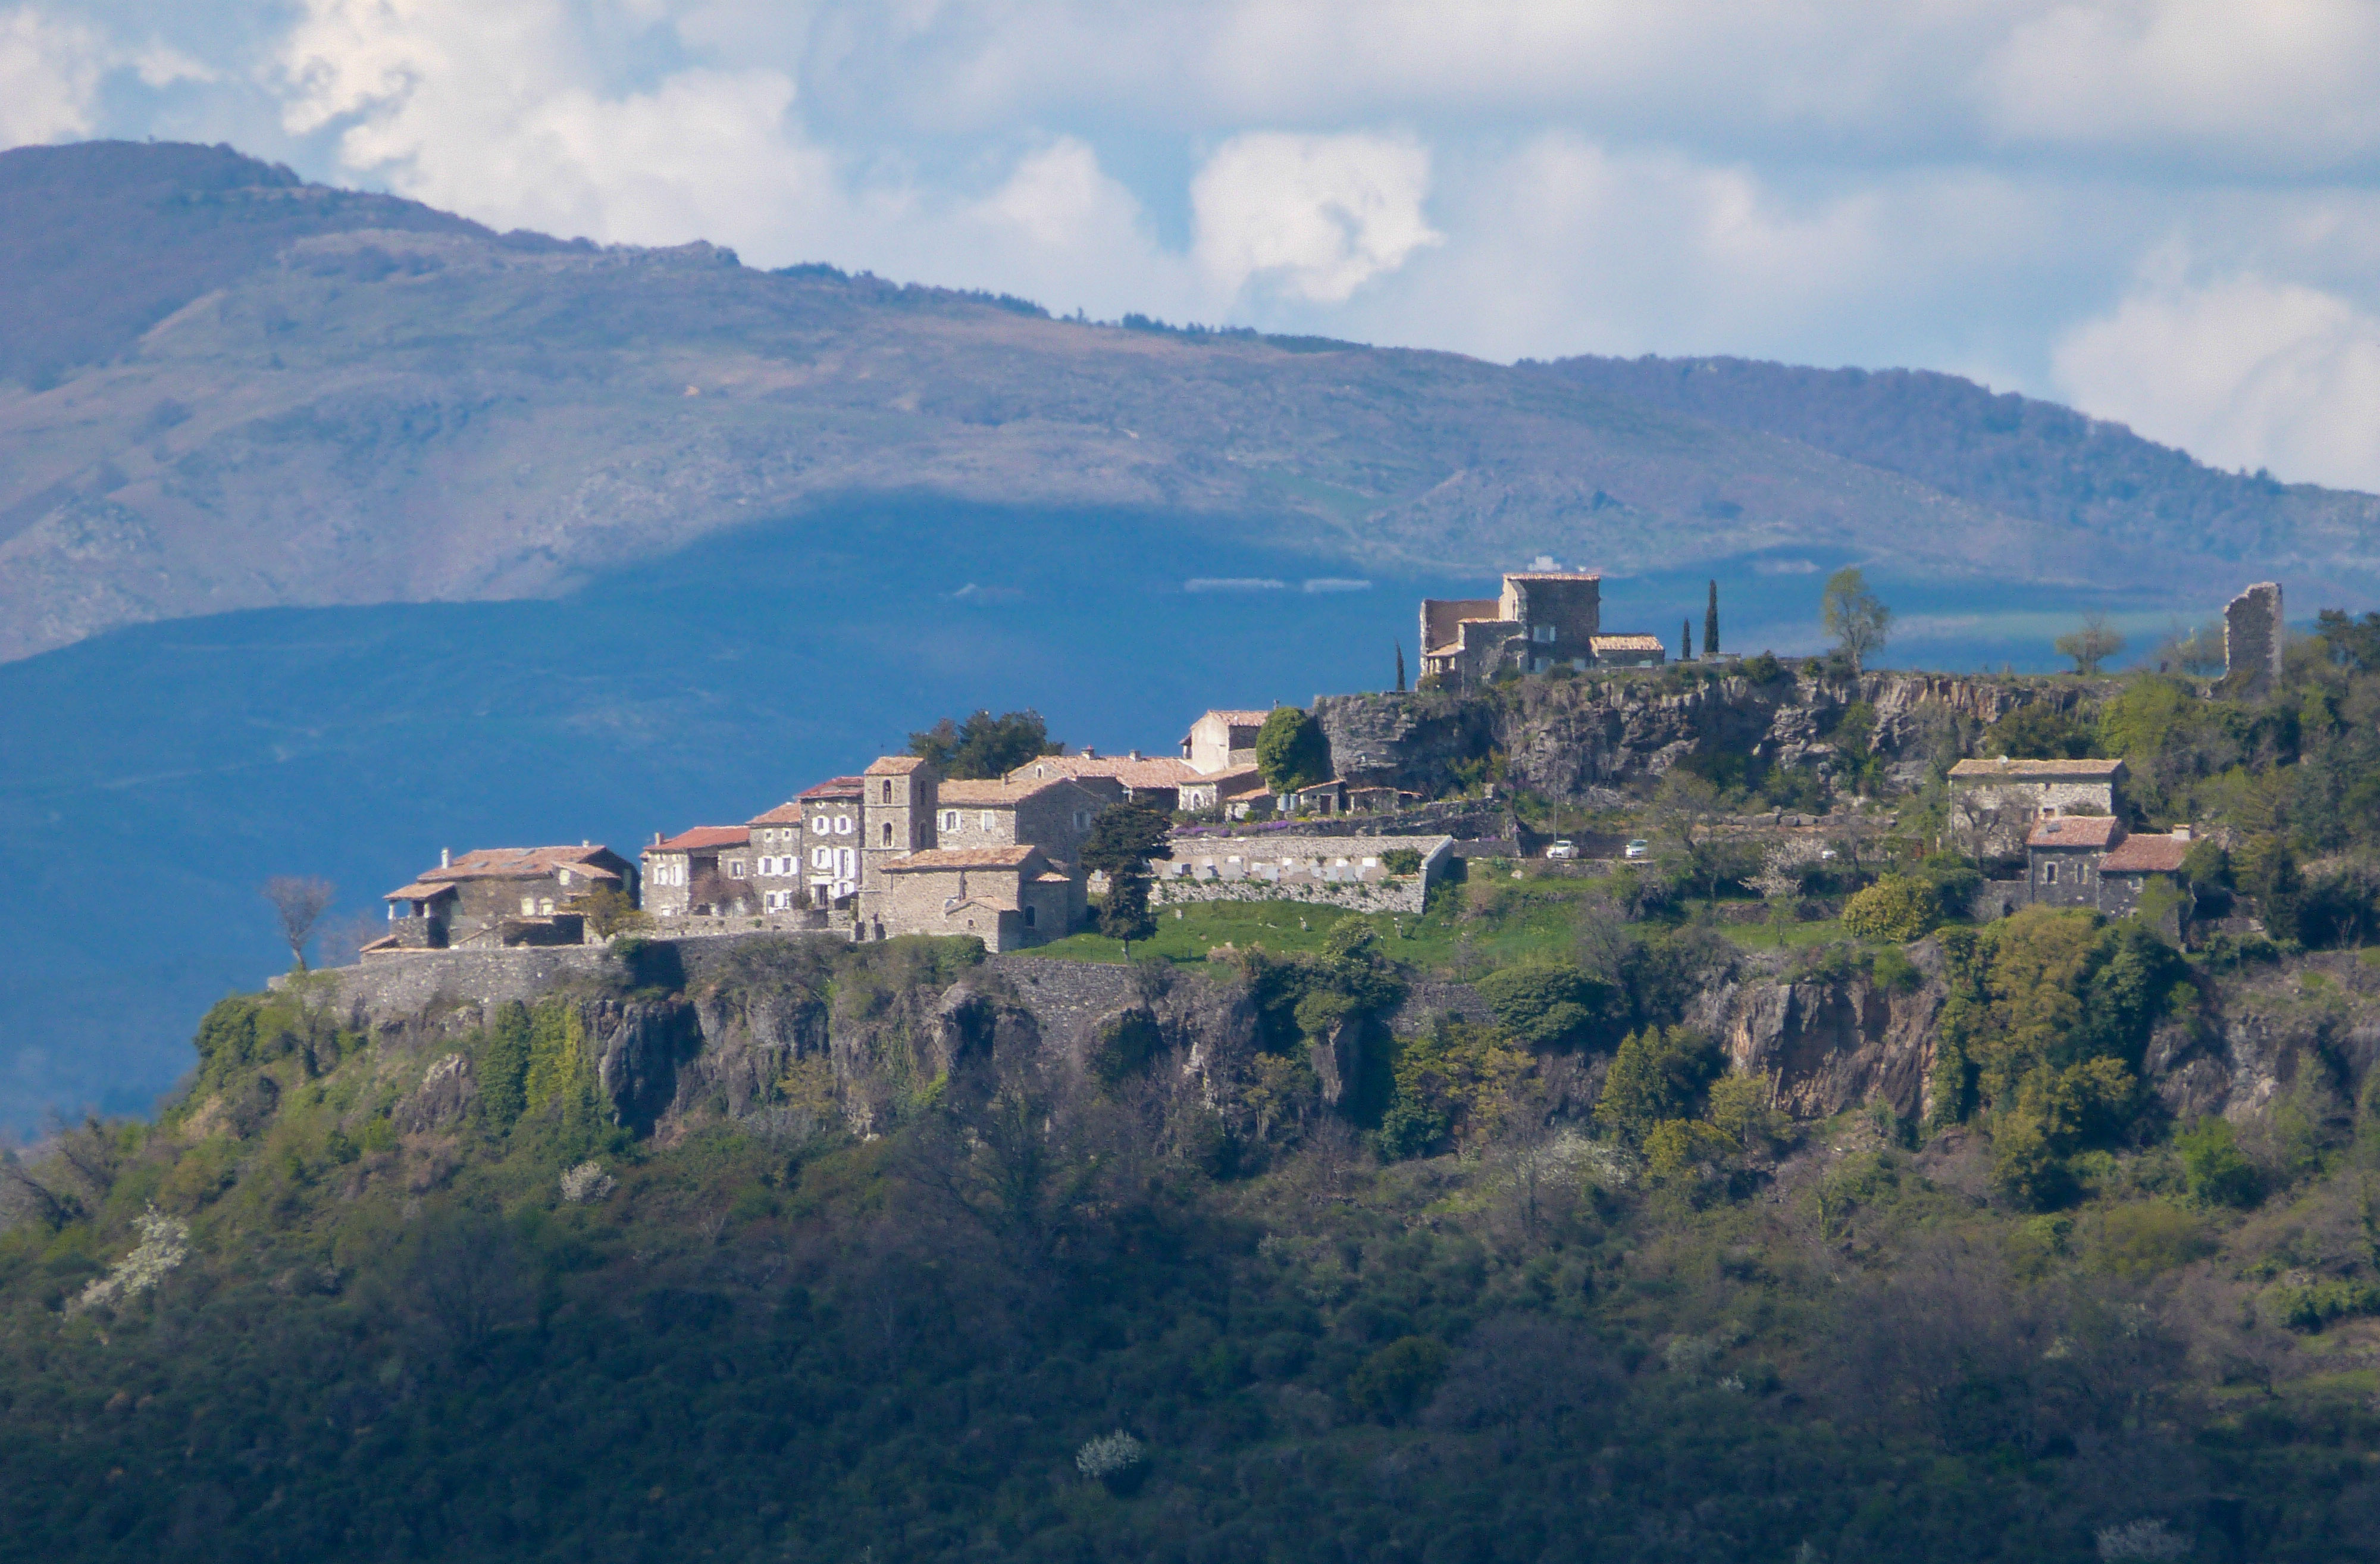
[8,1,2380,490]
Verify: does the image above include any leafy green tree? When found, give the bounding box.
[478,1001,532,1133]
[2054,614,2125,675]
[1820,567,1892,672]
[2177,1116,2262,1208]
[907,709,1061,778]
[1595,1025,1718,1143]
[1842,875,1940,942]
[1981,701,2098,759]
[1651,770,1726,905]
[1472,961,1613,1049]
[1347,1335,1451,1423]
[1254,706,1330,793]
[1081,801,1172,955]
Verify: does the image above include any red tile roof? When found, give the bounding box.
[747,802,805,825]
[389,845,623,897]
[800,775,867,800]
[2027,815,2124,848]
[884,846,1045,871]
[2100,833,2193,873]
[1591,634,1666,652]
[1201,709,1275,725]
[866,755,927,775]
[382,880,459,902]
[1006,755,1200,787]
[1950,758,2127,780]
[649,825,750,853]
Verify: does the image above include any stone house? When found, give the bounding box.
[1289,778,1350,815]
[2025,814,2124,907]
[1949,758,2128,861]
[378,843,635,950]
[871,844,1078,952]
[1181,710,1272,774]
[1006,750,1200,811]
[1420,570,1605,683]
[799,775,865,907]
[2018,817,2196,919]
[641,827,753,919]
[1178,764,1264,813]
[859,755,940,899]
[931,774,1122,872]
[1587,633,1666,668]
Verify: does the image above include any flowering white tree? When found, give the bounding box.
[71,1205,190,1314]
[1743,837,1828,943]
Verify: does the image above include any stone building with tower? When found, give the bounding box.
[1417,567,1668,684]
[2225,581,2284,697]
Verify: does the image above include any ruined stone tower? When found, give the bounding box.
[2224,581,2284,697]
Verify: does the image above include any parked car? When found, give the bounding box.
[1624,839,1651,860]
[1545,839,1579,860]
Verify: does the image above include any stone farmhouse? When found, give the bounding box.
[875,844,1080,950]
[1181,709,1269,774]
[2022,816,2195,920]
[1005,750,1200,811]
[641,826,753,918]
[374,844,637,952]
[1947,757,2128,861]
[1418,569,1669,685]
[753,775,863,911]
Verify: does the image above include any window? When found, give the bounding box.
[1023,905,1036,927]
[813,816,831,835]
[941,810,960,831]
[882,822,893,845]
[521,896,537,914]
[981,811,995,831]
[729,861,746,878]
[1533,624,1555,642]
[813,847,831,869]
[882,780,894,803]
[835,816,852,836]
[2045,862,2058,884]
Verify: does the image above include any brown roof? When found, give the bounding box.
[2100,833,2193,873]
[1006,755,1200,787]
[937,779,1043,806]
[884,846,1045,871]
[1507,571,1601,581]
[1218,773,1274,800]
[800,775,867,799]
[1591,634,1666,651]
[382,880,459,903]
[2027,815,2125,849]
[866,755,926,775]
[1950,758,2126,780]
[747,802,805,825]
[408,846,624,886]
[1202,709,1274,725]
[649,825,749,853]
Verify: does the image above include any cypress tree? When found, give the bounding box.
[1705,580,1720,656]
[1682,618,1693,661]
[1395,641,1407,693]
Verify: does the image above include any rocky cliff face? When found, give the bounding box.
[1316,670,2096,800]
[1698,947,1946,1125]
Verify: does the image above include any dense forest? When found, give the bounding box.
[4,614,2380,1562]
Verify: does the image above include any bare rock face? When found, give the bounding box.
[583,997,705,1136]
[394,1052,477,1134]
[2148,959,2380,1122]
[1708,946,1944,1123]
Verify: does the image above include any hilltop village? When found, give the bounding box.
[359,571,2288,961]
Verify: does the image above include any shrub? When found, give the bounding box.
[1075,1430,1147,1493]
[1706,1072,1784,1152]
[559,1162,616,1204]
[1868,946,1922,992]
[1842,875,1940,941]
[1472,961,1612,1049]
[1642,1118,1740,1184]
[1595,1026,1719,1143]
[2177,1116,2261,1208]
[2268,1278,2380,1332]
[1254,706,1330,792]
[1380,848,1423,877]
[1347,1335,1450,1423]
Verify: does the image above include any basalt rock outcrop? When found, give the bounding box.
[1699,946,1947,1125]
[1317,670,2100,800]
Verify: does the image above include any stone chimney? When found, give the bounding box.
[1128,749,1142,761]
[1082,747,1097,759]
[440,847,450,868]
[2174,824,2193,842]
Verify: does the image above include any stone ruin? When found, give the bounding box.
[2224,581,2283,697]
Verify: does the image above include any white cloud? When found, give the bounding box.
[276,0,836,252]
[2053,273,2380,489]
[0,7,109,145]
[1191,132,1440,304]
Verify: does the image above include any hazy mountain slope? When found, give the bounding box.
[8,142,2369,665]
[1542,353,2380,577]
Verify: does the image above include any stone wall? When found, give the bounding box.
[1151,834,1452,915]
[2224,581,2284,697]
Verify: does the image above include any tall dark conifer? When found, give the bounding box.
[1395,642,1407,693]
[1682,618,1694,661]
[1705,580,1720,656]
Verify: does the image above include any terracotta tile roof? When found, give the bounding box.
[2027,815,2125,848]
[1507,571,1601,582]
[1203,709,1275,725]
[747,802,805,825]
[1035,871,1073,884]
[2100,833,2193,873]
[1218,774,1274,800]
[1591,634,1666,652]
[799,775,867,800]
[936,779,1042,805]
[409,846,624,885]
[884,846,1044,871]
[649,825,750,853]
[866,755,927,775]
[1950,758,2127,780]
[1006,755,1200,787]
[382,880,459,902]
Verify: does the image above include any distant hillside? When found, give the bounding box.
[1542,353,2380,572]
[4,141,2377,664]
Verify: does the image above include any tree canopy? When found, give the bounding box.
[1820,567,1892,672]
[1254,706,1331,793]
[907,709,1062,778]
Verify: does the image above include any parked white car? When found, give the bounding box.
[1624,839,1651,860]
[1545,839,1579,860]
